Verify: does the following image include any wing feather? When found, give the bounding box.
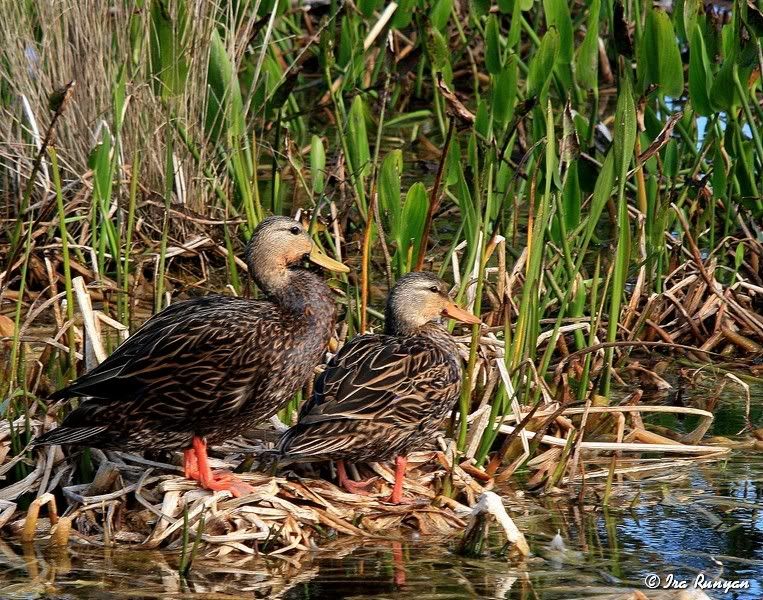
[279,332,461,460]
[50,296,284,429]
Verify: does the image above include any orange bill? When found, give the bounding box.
[442,302,481,325]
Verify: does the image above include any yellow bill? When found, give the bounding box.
[442,302,481,325]
[309,246,350,273]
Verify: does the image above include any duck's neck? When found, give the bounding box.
[385,319,455,348]
[264,267,336,324]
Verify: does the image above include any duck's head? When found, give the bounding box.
[385,272,480,335]
[245,216,348,294]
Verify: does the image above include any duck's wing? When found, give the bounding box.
[50,296,282,417]
[280,334,459,458]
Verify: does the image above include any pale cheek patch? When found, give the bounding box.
[423,297,445,321]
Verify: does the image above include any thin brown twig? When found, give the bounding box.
[414,118,454,272]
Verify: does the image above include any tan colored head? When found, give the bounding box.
[384,272,480,335]
[245,216,348,294]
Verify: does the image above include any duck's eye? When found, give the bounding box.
[429,285,439,293]
[289,225,301,235]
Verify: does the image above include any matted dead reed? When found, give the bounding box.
[0,407,732,556]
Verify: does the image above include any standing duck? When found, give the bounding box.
[277,272,480,503]
[34,216,349,497]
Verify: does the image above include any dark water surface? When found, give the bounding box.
[1,381,761,599]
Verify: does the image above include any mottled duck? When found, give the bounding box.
[277,271,479,503]
[35,216,349,497]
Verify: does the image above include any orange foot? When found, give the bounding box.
[336,460,378,496]
[198,469,255,498]
[183,437,255,498]
[342,477,379,496]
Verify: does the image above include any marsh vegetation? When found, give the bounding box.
[0,0,762,596]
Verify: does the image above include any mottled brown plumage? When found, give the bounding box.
[35,216,348,495]
[277,272,480,502]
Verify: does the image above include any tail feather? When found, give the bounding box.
[48,386,74,402]
[32,426,108,447]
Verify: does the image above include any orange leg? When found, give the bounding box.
[336,460,377,495]
[183,436,254,498]
[385,455,408,504]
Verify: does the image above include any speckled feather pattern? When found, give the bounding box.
[35,269,336,450]
[277,322,462,462]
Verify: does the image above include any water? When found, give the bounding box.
[1,383,761,599]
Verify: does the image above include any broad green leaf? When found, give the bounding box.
[507,0,522,49]
[543,0,573,63]
[471,0,490,16]
[527,27,559,102]
[445,138,462,187]
[113,66,127,132]
[688,24,713,115]
[385,110,433,128]
[586,151,615,240]
[485,15,502,74]
[475,99,491,139]
[734,242,745,270]
[575,0,600,90]
[544,100,559,192]
[614,74,637,185]
[347,96,370,179]
[89,128,119,260]
[447,144,477,246]
[710,51,737,112]
[663,139,679,179]
[392,0,417,28]
[206,29,245,144]
[638,8,684,97]
[310,135,326,196]
[358,0,378,18]
[379,151,403,236]
[338,16,356,68]
[493,55,518,124]
[430,0,453,31]
[682,0,703,40]
[89,128,113,208]
[709,23,754,112]
[149,0,189,98]
[562,163,581,231]
[426,27,453,84]
[399,183,429,271]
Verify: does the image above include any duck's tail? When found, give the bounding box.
[32,426,108,447]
